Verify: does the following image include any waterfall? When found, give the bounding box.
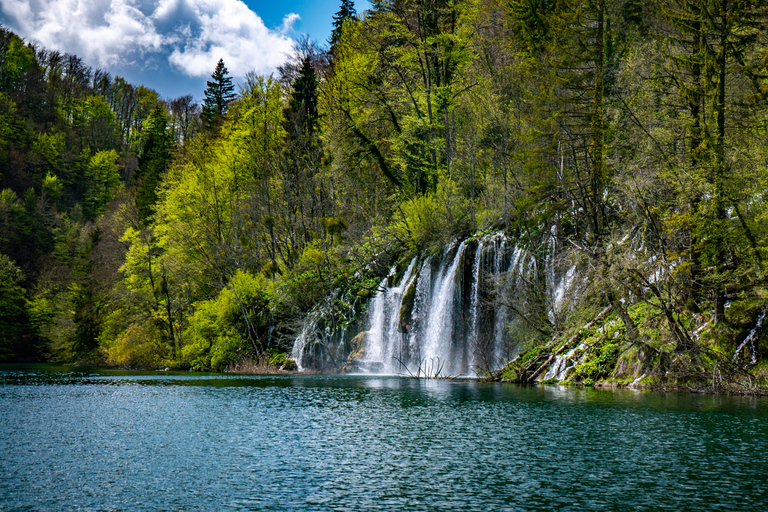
[291,290,359,371]
[364,259,418,373]
[420,242,468,376]
[466,241,484,373]
[291,231,578,376]
[494,243,521,364]
[733,307,766,368]
[291,314,317,371]
[354,234,517,377]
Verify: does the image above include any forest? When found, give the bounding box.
[1,0,768,390]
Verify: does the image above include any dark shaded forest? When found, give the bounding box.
[2,0,768,389]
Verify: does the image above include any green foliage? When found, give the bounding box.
[568,340,621,386]
[0,253,26,361]
[182,270,271,371]
[69,282,100,356]
[389,181,470,253]
[183,296,249,372]
[32,131,65,177]
[84,150,120,218]
[268,350,289,367]
[330,0,357,49]
[509,0,557,55]
[3,3,768,385]
[286,56,319,138]
[500,344,546,382]
[135,105,174,223]
[73,96,118,150]
[0,33,36,90]
[42,172,62,202]
[105,322,168,369]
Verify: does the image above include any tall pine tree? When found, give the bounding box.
[664,0,768,323]
[202,59,236,130]
[330,0,356,50]
[285,55,319,139]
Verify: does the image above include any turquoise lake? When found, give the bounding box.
[1,365,767,511]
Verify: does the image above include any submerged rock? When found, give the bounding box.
[340,359,385,374]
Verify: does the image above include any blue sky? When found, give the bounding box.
[0,0,370,101]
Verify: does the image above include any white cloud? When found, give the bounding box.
[0,0,297,77]
[279,13,300,35]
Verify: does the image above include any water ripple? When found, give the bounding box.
[1,366,767,511]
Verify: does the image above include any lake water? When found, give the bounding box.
[1,365,767,511]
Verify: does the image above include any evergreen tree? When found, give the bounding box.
[279,53,324,264]
[664,0,768,323]
[285,55,319,139]
[135,105,174,224]
[202,59,236,129]
[330,0,356,49]
[509,0,557,55]
[0,253,26,362]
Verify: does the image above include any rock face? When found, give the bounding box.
[398,277,418,333]
[290,298,361,372]
[340,331,381,374]
[340,332,367,373]
[349,331,368,360]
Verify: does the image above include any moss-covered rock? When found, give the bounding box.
[398,271,419,333]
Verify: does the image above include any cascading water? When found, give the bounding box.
[420,242,469,375]
[733,307,766,368]
[353,235,519,377]
[363,259,418,373]
[291,290,359,371]
[291,231,579,376]
[466,241,484,373]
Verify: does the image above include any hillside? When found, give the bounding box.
[2,0,768,392]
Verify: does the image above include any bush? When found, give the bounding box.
[105,322,167,369]
[268,350,288,366]
[182,270,271,370]
[389,180,470,253]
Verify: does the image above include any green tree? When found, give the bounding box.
[202,59,236,130]
[0,31,37,93]
[135,105,174,224]
[509,0,558,55]
[0,252,26,361]
[72,95,119,157]
[84,149,120,218]
[285,55,319,139]
[330,0,357,50]
[664,0,768,322]
[326,0,476,195]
